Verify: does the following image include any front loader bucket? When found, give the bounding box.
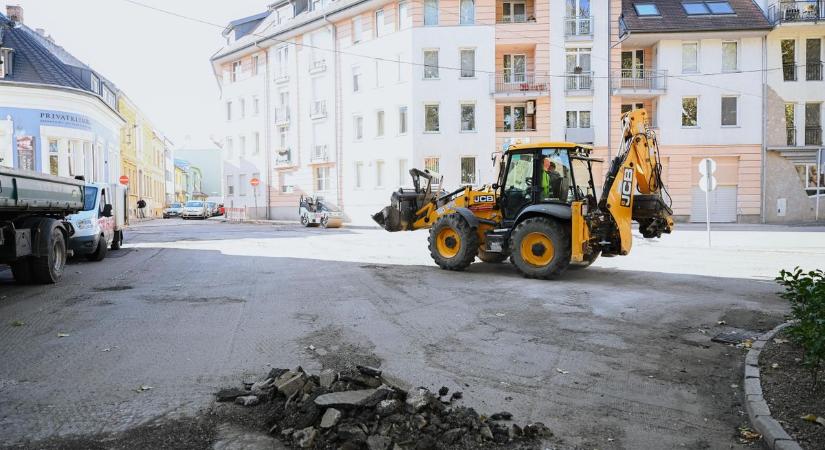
[372,205,402,232]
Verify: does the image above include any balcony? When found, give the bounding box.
[310,100,327,119]
[805,126,822,146]
[275,107,290,125]
[807,62,823,81]
[768,1,825,24]
[496,5,536,24]
[787,127,796,146]
[311,145,329,163]
[309,59,327,74]
[565,127,594,144]
[784,63,798,81]
[489,72,550,98]
[565,72,593,95]
[496,126,537,133]
[275,148,293,167]
[611,69,668,97]
[565,16,593,39]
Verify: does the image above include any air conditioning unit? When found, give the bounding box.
[526,100,536,115]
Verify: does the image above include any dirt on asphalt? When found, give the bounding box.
[759,329,825,450]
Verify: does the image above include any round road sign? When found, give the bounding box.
[698,158,717,176]
[119,175,129,185]
[250,177,260,187]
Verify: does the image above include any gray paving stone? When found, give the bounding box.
[773,439,803,450]
[754,416,793,445]
[744,377,763,396]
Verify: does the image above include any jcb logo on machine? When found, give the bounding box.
[619,168,634,207]
[473,195,495,203]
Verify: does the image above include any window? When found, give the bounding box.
[226,137,234,158]
[424,50,439,79]
[238,174,247,196]
[502,1,527,23]
[461,157,476,185]
[502,105,528,131]
[460,103,475,131]
[275,46,289,79]
[782,39,796,81]
[806,39,822,81]
[460,0,475,24]
[722,41,738,72]
[398,159,408,185]
[621,103,644,113]
[90,73,100,94]
[226,101,232,121]
[252,55,259,76]
[634,3,660,15]
[503,54,526,82]
[706,1,733,13]
[253,96,260,115]
[786,103,796,145]
[231,61,241,82]
[355,162,364,188]
[683,1,733,14]
[399,106,408,134]
[239,135,246,156]
[227,175,235,196]
[278,126,288,148]
[566,111,591,128]
[721,97,737,126]
[377,110,385,137]
[240,98,246,118]
[354,115,364,140]
[375,10,387,37]
[396,54,403,82]
[681,97,698,127]
[399,1,411,29]
[682,42,698,73]
[353,66,361,91]
[48,139,59,176]
[682,2,709,14]
[805,103,822,146]
[376,60,383,87]
[460,49,475,78]
[376,160,385,187]
[425,104,440,132]
[795,162,825,196]
[424,0,438,26]
[315,166,331,191]
[424,157,440,173]
[253,132,261,154]
[352,16,363,43]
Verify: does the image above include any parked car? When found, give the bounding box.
[181,200,209,219]
[217,203,225,216]
[67,181,128,262]
[207,201,218,217]
[163,202,183,218]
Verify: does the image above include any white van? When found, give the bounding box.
[67,182,128,261]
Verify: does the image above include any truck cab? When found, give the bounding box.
[67,182,127,261]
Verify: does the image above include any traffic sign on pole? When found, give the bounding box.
[119,175,129,185]
[698,158,716,247]
[250,177,260,187]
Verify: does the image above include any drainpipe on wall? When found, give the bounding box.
[259,43,273,220]
[325,14,344,212]
[761,35,767,224]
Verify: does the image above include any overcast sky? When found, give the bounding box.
[9,0,266,149]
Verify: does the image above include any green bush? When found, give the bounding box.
[776,268,825,389]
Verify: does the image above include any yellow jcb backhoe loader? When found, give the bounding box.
[372,109,674,279]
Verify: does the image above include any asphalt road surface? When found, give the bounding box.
[1,219,822,449]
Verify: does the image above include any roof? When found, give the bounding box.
[621,0,772,34]
[508,142,593,151]
[223,10,270,39]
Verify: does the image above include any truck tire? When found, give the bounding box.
[428,214,478,271]
[87,234,108,262]
[31,220,67,284]
[477,249,508,263]
[111,230,123,250]
[10,259,34,284]
[509,217,570,279]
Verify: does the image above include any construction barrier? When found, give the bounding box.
[225,207,248,223]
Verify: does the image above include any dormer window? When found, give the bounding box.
[706,1,733,14]
[683,1,734,15]
[634,3,660,16]
[90,73,100,94]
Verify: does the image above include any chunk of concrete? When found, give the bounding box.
[319,369,336,388]
[292,427,318,448]
[314,389,378,407]
[235,395,259,406]
[319,408,342,428]
[276,373,307,398]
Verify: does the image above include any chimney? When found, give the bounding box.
[6,5,24,24]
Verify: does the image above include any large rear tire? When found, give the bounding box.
[510,217,570,279]
[477,249,508,263]
[428,214,478,271]
[31,221,67,284]
[86,235,108,262]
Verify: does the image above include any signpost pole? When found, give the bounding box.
[817,148,822,222]
[705,159,712,248]
[254,186,258,220]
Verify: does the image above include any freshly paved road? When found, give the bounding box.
[1,219,822,449]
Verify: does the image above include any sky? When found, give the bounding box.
[7,0,267,149]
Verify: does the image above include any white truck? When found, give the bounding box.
[66,182,128,261]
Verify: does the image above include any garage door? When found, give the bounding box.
[690,186,737,222]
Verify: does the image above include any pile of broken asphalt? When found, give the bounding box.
[216,365,554,449]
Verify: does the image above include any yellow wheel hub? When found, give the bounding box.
[436,227,461,258]
[520,232,554,267]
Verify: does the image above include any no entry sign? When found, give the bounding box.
[250,177,260,187]
[119,175,129,185]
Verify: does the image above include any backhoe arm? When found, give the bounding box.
[599,109,673,255]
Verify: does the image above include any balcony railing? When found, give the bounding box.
[805,126,822,146]
[787,127,796,146]
[565,72,593,92]
[310,100,327,119]
[611,69,668,93]
[309,59,327,74]
[311,145,329,162]
[768,1,825,23]
[490,72,550,94]
[275,107,290,124]
[784,63,797,81]
[496,126,537,133]
[496,12,536,24]
[275,148,292,166]
[565,16,593,37]
[807,62,823,81]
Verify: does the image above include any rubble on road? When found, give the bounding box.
[216,365,553,449]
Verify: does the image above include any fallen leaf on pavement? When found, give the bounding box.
[57,333,70,338]
[738,427,761,440]
[741,339,753,348]
[771,363,780,369]
[11,320,24,327]
[801,414,825,426]
[555,368,569,374]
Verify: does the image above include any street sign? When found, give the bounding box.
[119,175,129,185]
[698,175,717,193]
[250,177,260,187]
[698,158,717,176]
[698,158,716,247]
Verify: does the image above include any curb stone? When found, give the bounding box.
[743,321,803,450]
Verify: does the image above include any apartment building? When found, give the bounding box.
[759,0,824,222]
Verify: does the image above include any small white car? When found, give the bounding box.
[181,200,209,219]
[67,182,127,261]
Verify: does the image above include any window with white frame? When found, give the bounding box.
[315,166,331,191]
[682,42,698,73]
[226,137,234,158]
[238,174,247,196]
[352,16,363,43]
[376,60,383,87]
[252,55,259,76]
[240,98,246,118]
[253,131,260,154]
[227,175,235,196]
[278,126,288,149]
[424,157,440,173]
[425,104,440,132]
[376,160,385,187]
[399,1,411,29]
[239,135,246,156]
[460,49,475,78]
[90,73,100,94]
[566,110,591,128]
[398,159,408,185]
[461,156,476,185]
[231,61,241,82]
[354,115,364,140]
[795,162,825,196]
[396,53,404,82]
[460,0,475,24]
[399,106,408,134]
[355,161,364,188]
[682,97,698,127]
[424,50,439,79]
[352,66,361,91]
[375,9,387,37]
[377,110,385,137]
[722,41,738,72]
[226,101,232,121]
[424,0,439,25]
[276,47,289,78]
[460,103,475,131]
[253,96,260,116]
[502,1,527,23]
[721,96,738,126]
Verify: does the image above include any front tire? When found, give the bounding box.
[31,221,67,283]
[510,217,570,279]
[87,235,108,262]
[428,214,478,271]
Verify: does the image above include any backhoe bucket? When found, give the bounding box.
[372,205,402,232]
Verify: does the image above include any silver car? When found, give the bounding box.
[181,201,209,219]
